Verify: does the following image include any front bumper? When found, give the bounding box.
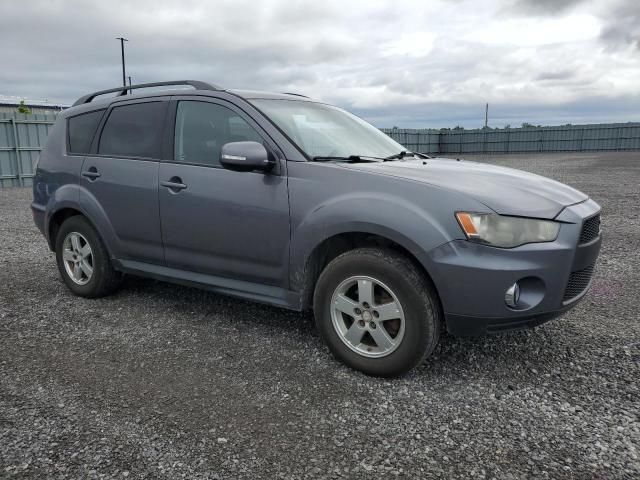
[446,305,572,336]
[426,199,601,336]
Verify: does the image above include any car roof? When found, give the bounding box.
[62,84,323,118]
[228,89,321,102]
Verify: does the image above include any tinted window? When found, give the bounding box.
[174,101,263,166]
[68,109,105,154]
[98,102,166,158]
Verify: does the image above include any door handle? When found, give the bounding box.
[81,167,101,181]
[161,177,187,192]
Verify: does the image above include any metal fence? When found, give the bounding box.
[0,113,56,187]
[382,122,640,155]
[1,113,639,188]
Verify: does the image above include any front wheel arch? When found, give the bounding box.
[300,231,443,316]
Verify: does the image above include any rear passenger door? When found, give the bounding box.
[79,99,168,264]
[158,97,290,287]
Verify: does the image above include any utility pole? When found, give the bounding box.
[484,103,489,128]
[115,37,128,87]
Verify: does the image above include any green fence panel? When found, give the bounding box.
[382,122,640,155]
[0,113,56,187]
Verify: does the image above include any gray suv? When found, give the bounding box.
[32,80,602,377]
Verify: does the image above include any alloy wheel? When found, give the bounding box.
[62,232,94,286]
[330,275,405,358]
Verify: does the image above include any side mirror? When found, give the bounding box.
[220,141,274,172]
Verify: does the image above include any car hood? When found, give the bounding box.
[339,158,588,219]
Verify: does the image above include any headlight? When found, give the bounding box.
[456,212,560,248]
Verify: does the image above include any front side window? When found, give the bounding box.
[174,101,263,167]
[98,102,166,158]
[68,109,105,154]
[249,99,406,159]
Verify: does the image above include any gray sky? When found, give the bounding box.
[1,0,638,128]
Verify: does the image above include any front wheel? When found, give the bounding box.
[313,248,442,377]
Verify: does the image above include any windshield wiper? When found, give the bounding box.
[312,152,430,163]
[384,150,410,160]
[311,155,383,163]
[384,151,431,160]
[384,150,417,160]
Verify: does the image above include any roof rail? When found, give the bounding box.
[281,92,309,98]
[72,80,222,107]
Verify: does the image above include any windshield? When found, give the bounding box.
[250,99,407,159]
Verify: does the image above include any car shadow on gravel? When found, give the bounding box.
[119,275,318,334]
[117,275,567,379]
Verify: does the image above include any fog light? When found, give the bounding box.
[505,282,521,308]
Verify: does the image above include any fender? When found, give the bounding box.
[44,183,123,260]
[77,185,124,260]
[286,161,494,297]
[43,182,82,248]
[289,192,458,293]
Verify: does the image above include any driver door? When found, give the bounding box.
[158,98,290,287]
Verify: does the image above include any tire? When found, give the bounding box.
[55,215,123,298]
[313,248,441,377]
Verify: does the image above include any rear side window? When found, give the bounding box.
[67,109,105,154]
[98,102,166,158]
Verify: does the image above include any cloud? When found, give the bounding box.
[381,32,436,58]
[536,70,576,81]
[503,0,587,16]
[599,0,640,50]
[0,0,638,128]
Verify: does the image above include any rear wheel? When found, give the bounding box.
[55,216,122,298]
[313,248,441,377]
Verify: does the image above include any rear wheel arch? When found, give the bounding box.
[48,207,85,250]
[54,215,123,298]
[48,207,114,258]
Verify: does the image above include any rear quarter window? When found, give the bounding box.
[67,109,105,155]
[98,102,166,159]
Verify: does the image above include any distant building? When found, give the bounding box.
[0,96,69,115]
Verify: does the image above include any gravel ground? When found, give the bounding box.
[1,152,639,479]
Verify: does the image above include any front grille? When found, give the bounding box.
[579,214,601,244]
[563,263,596,302]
